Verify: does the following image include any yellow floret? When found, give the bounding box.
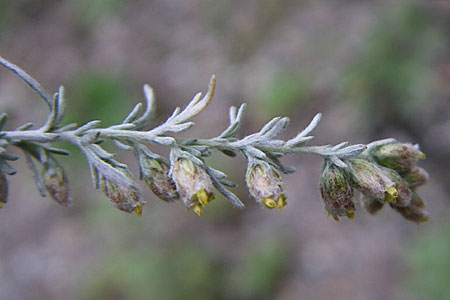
[276,194,287,211]
[261,197,277,209]
[385,186,398,203]
[192,204,203,216]
[134,204,142,216]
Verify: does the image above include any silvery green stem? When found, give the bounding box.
[0,55,366,210]
[1,55,428,221]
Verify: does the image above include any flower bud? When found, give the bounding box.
[370,143,425,173]
[319,164,355,221]
[0,172,8,208]
[171,158,214,216]
[246,162,287,211]
[101,177,144,215]
[140,157,179,202]
[362,197,384,215]
[380,166,413,207]
[401,166,429,188]
[348,159,398,203]
[392,193,429,223]
[42,159,71,207]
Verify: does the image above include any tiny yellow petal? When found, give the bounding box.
[385,186,398,203]
[276,194,287,211]
[262,197,277,209]
[192,205,203,216]
[197,189,209,206]
[346,211,354,219]
[277,202,284,211]
[333,215,340,222]
[134,204,142,216]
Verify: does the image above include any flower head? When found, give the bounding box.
[348,159,398,203]
[391,193,429,223]
[246,161,287,211]
[401,166,429,188]
[140,156,179,202]
[171,158,214,216]
[101,176,144,215]
[0,172,8,208]
[370,143,425,173]
[42,158,71,207]
[361,197,384,215]
[319,164,355,221]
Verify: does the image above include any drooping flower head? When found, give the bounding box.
[391,193,429,223]
[246,161,287,211]
[319,163,355,221]
[171,158,214,216]
[370,143,425,174]
[348,159,398,203]
[361,197,385,215]
[140,156,179,202]
[42,158,71,207]
[401,166,429,188]
[101,176,144,215]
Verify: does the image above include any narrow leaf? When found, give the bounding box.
[15,123,34,131]
[133,84,156,129]
[23,151,46,197]
[123,102,143,124]
[55,86,66,125]
[112,139,132,150]
[286,113,322,146]
[75,120,101,134]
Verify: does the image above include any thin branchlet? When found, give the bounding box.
[0,55,430,221]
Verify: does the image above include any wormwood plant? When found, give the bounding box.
[0,55,429,222]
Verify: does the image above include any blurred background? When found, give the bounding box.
[0,0,449,299]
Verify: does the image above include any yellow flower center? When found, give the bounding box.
[192,204,203,216]
[385,186,398,203]
[261,197,277,209]
[276,194,287,211]
[134,204,142,216]
[196,189,209,206]
[346,211,354,219]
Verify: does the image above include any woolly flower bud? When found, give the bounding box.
[101,177,144,215]
[401,166,429,188]
[319,164,355,221]
[42,159,71,207]
[370,143,425,173]
[246,162,287,211]
[362,197,384,215]
[140,157,179,202]
[380,166,413,207]
[348,159,398,203]
[171,158,214,216]
[392,193,429,223]
[0,172,8,208]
